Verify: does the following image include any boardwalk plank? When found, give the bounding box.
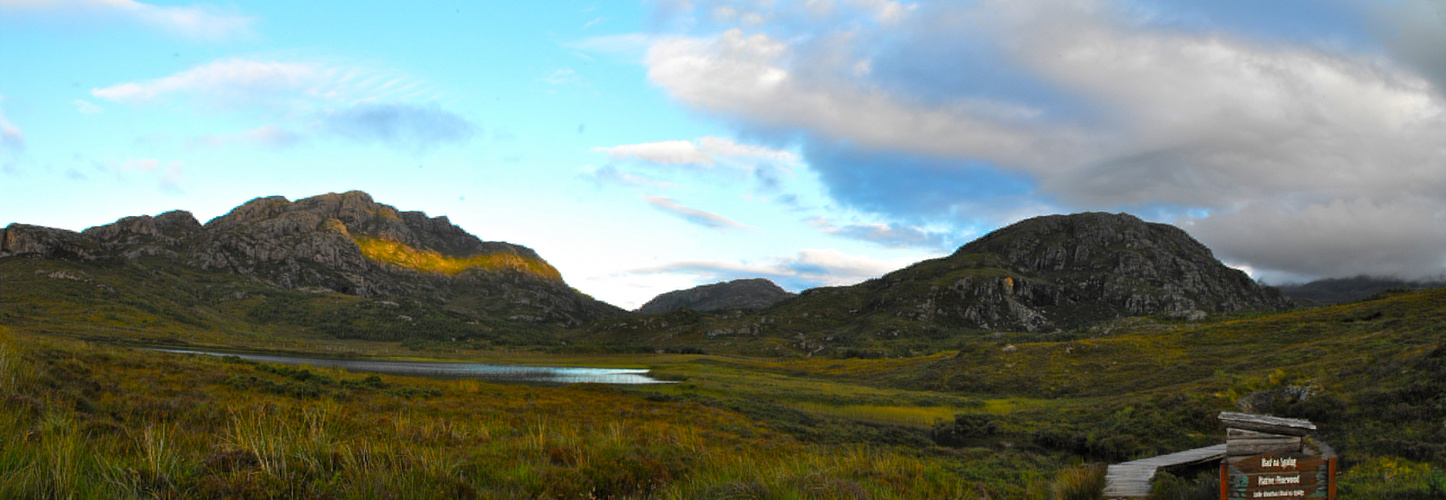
[1103,443,1227,498]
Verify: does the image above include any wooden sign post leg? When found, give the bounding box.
[1220,460,1228,500]
[1328,456,1337,500]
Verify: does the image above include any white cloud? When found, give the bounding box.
[92,59,333,110]
[807,217,951,249]
[646,28,1093,170]
[595,136,798,167]
[0,99,23,153]
[581,165,675,189]
[112,157,184,191]
[567,33,657,62]
[642,0,1446,280]
[93,58,470,151]
[643,195,756,231]
[0,0,255,41]
[189,125,302,149]
[71,99,102,114]
[320,102,474,149]
[541,67,583,87]
[91,58,436,112]
[597,139,713,165]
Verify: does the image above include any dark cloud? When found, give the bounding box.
[1367,1,1446,94]
[1185,198,1446,280]
[646,0,1446,282]
[322,102,474,150]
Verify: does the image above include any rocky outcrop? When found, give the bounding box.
[0,224,99,259]
[780,212,1292,333]
[1,191,624,328]
[637,278,796,314]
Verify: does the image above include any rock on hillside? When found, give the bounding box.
[1,191,623,328]
[637,278,796,314]
[776,212,1292,333]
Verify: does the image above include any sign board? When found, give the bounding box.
[1221,452,1336,500]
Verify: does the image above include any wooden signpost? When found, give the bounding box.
[1217,412,1336,500]
[1220,453,1336,499]
[1102,412,1337,499]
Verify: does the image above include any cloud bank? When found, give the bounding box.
[0,0,255,41]
[642,0,1446,281]
[93,58,473,151]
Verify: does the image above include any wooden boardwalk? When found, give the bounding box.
[1103,443,1227,498]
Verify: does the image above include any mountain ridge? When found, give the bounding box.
[591,212,1293,356]
[1,191,622,331]
[771,212,1292,333]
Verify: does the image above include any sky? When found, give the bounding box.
[2,0,1445,309]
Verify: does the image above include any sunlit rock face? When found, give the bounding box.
[1,191,622,328]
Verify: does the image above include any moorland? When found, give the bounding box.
[2,193,1444,498]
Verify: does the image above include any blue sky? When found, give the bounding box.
[3,0,1446,309]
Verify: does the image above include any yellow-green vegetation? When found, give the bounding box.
[0,255,571,347]
[6,253,1446,497]
[0,329,1055,498]
[354,235,562,281]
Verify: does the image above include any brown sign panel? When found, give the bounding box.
[1223,453,1335,500]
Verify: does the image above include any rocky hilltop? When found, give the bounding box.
[769,212,1292,334]
[637,278,796,314]
[1,191,622,329]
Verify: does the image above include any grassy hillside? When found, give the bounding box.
[4,259,1446,496]
[0,255,570,349]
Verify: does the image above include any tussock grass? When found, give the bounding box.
[1051,463,1106,500]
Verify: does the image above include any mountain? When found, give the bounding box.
[777,212,1292,333]
[587,212,1293,355]
[1275,276,1446,306]
[636,278,796,314]
[0,191,623,342]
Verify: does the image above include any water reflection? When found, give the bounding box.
[156,349,671,385]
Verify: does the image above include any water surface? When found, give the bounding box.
[157,349,670,385]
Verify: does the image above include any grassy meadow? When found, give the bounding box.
[4,252,1446,497]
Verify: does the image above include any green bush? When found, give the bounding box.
[929,414,997,447]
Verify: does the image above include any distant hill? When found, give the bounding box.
[636,278,796,314]
[776,212,1292,333]
[0,191,623,343]
[588,212,1293,354]
[1275,276,1446,306]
